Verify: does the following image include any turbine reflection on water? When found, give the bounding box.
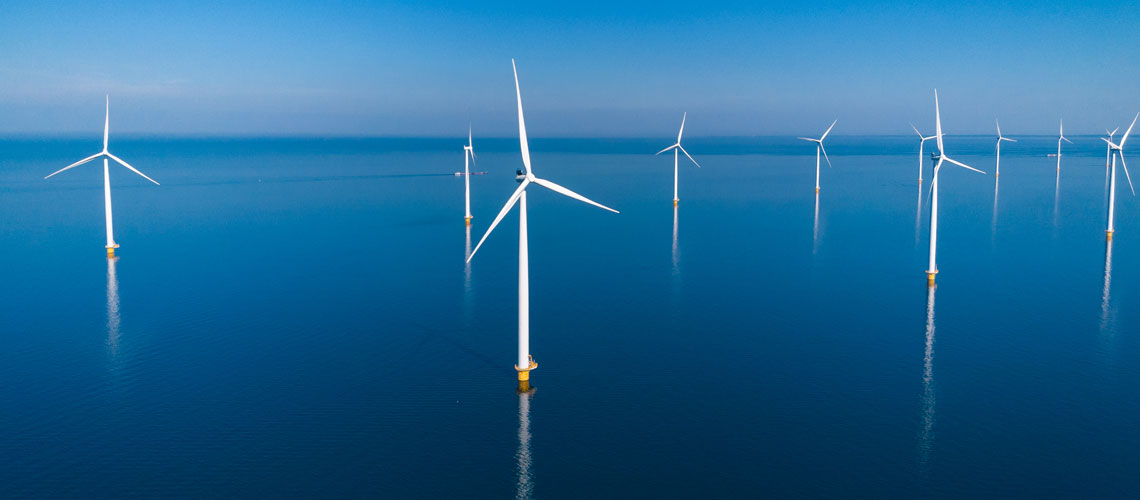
[919,284,936,470]
[516,385,535,500]
[812,192,820,254]
[107,256,120,356]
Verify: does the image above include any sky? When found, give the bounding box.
[1,0,1139,137]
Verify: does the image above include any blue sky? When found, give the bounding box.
[1,1,1137,136]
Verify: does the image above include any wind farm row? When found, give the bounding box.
[35,60,1136,387]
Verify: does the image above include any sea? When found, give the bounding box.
[1,135,1137,498]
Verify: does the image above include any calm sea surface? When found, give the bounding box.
[1,135,1138,498]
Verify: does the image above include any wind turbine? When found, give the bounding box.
[1106,127,1119,169]
[463,125,476,225]
[926,90,986,286]
[656,113,701,206]
[44,96,160,257]
[994,119,1016,177]
[799,120,836,193]
[911,124,935,184]
[467,60,619,383]
[1055,119,1073,172]
[1103,113,1137,240]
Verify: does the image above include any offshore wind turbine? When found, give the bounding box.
[656,113,701,206]
[45,96,160,257]
[799,120,837,193]
[911,124,936,184]
[1106,127,1119,169]
[467,60,619,384]
[463,126,477,225]
[926,90,986,285]
[994,119,1016,177]
[1055,119,1073,172]
[1103,113,1138,240]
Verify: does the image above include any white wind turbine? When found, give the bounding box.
[994,119,1016,177]
[1103,113,1137,241]
[467,60,619,383]
[911,124,936,184]
[656,113,701,207]
[463,125,476,225]
[1106,127,1119,169]
[45,96,160,257]
[926,90,986,286]
[799,120,837,193]
[1055,119,1073,172]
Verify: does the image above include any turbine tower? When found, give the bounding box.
[994,119,1016,177]
[467,60,619,383]
[656,113,701,207]
[799,120,837,193]
[911,124,935,184]
[45,96,160,257]
[463,126,476,225]
[926,90,986,285]
[1103,114,1137,241]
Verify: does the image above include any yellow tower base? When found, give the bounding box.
[106,244,119,258]
[515,356,537,381]
[1107,230,1114,241]
[926,270,937,286]
[673,199,678,207]
[517,379,531,393]
[465,216,471,226]
[815,187,820,193]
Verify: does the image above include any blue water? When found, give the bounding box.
[1,135,1138,498]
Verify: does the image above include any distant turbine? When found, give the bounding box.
[45,96,160,257]
[467,60,619,383]
[1103,113,1138,240]
[463,125,477,225]
[994,119,1016,177]
[1055,119,1073,172]
[926,90,986,286]
[799,120,837,193]
[656,113,701,207]
[1106,127,1119,169]
[911,123,936,184]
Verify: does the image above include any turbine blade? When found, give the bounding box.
[677,112,686,143]
[1003,138,1017,143]
[511,59,532,175]
[106,153,160,185]
[1120,152,1135,196]
[934,90,943,154]
[1111,127,1119,137]
[467,180,528,263]
[944,156,986,174]
[678,145,701,168]
[820,119,837,141]
[910,123,922,138]
[656,144,678,155]
[1120,113,1139,148]
[1103,138,1121,148]
[995,118,1002,137]
[531,177,619,213]
[45,152,102,179]
[820,143,833,168]
[1063,137,1074,145]
[469,148,477,169]
[797,137,817,142]
[103,95,110,152]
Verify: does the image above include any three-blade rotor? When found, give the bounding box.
[931,89,986,184]
[1104,113,1139,195]
[656,112,701,168]
[466,60,618,264]
[44,95,160,185]
[798,119,837,168]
